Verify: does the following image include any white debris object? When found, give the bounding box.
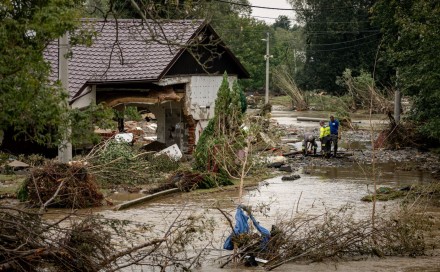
[264,156,288,165]
[7,160,29,168]
[143,136,157,141]
[156,144,182,161]
[115,133,134,143]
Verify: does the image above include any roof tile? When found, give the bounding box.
[45,19,204,99]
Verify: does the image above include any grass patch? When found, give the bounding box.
[0,174,26,195]
[361,187,407,202]
[270,95,292,109]
[362,185,440,204]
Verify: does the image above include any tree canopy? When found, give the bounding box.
[289,0,380,94]
[372,0,440,141]
[0,0,84,145]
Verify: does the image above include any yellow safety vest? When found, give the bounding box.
[320,125,330,138]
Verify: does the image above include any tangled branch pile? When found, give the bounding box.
[147,170,233,194]
[267,210,427,270]
[0,205,211,271]
[0,206,134,271]
[85,140,179,186]
[337,69,392,113]
[374,112,419,149]
[18,162,103,208]
[221,205,431,270]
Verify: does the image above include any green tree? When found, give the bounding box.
[289,0,380,94]
[273,15,291,30]
[194,72,243,171]
[0,0,83,145]
[212,16,269,91]
[271,24,305,94]
[372,0,440,141]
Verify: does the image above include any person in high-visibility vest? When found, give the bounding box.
[319,120,331,158]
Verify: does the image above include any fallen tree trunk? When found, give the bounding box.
[113,188,180,211]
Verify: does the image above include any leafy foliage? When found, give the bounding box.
[0,0,83,145]
[193,73,244,174]
[70,103,115,146]
[336,68,392,113]
[90,141,147,185]
[273,15,291,30]
[372,0,440,141]
[289,0,380,94]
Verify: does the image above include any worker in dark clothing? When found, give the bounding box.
[302,133,317,156]
[329,115,340,157]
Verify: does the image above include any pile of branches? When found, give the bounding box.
[0,205,209,271]
[0,206,112,271]
[19,161,103,209]
[147,170,232,194]
[339,69,392,114]
[84,140,179,186]
[374,112,419,149]
[220,205,431,270]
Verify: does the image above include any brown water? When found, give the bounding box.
[99,166,439,272]
[99,110,439,271]
[271,110,388,130]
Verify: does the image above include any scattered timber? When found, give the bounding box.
[113,188,180,211]
[283,152,353,158]
[296,117,325,122]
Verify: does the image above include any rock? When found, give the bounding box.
[282,175,301,181]
[268,162,284,168]
[279,165,292,172]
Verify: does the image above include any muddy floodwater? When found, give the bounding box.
[101,166,440,272]
[99,110,440,271]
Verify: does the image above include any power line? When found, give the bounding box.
[213,0,360,11]
[274,33,381,46]
[306,38,380,52]
[237,15,371,24]
[309,33,380,46]
[214,28,379,35]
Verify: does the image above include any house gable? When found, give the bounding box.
[163,25,249,79]
[165,48,247,78]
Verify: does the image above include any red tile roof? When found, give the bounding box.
[45,19,206,100]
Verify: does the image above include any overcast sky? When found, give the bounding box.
[248,0,296,24]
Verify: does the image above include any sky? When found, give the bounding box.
[248,0,296,24]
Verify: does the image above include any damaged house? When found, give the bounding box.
[45,19,249,155]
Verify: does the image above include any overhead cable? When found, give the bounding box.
[213,0,360,11]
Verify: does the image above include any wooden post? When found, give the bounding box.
[58,33,72,163]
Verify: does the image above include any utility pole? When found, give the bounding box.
[394,35,401,124]
[394,69,401,124]
[58,33,72,163]
[263,32,271,105]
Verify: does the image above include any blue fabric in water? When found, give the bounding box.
[223,206,270,250]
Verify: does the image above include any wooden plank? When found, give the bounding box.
[296,117,325,122]
[113,188,180,211]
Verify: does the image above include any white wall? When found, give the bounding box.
[184,75,238,146]
[71,85,96,109]
[186,75,237,121]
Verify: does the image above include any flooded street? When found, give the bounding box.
[98,110,440,271]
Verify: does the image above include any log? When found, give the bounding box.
[282,151,303,157]
[113,188,180,211]
[296,117,325,122]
